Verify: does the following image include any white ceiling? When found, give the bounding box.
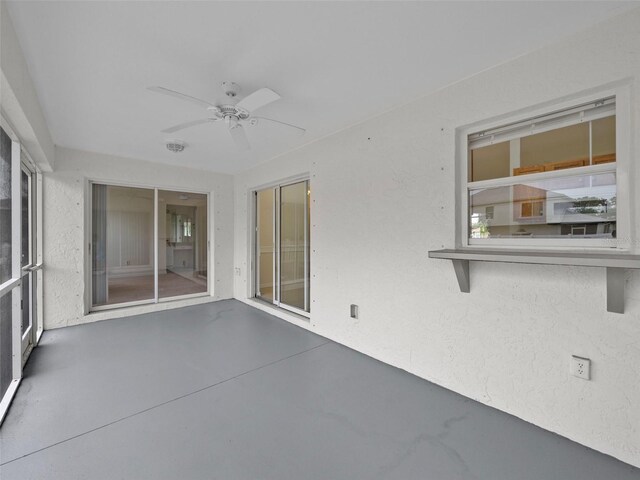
[6,1,637,174]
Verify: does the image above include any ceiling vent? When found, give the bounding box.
[166,140,185,153]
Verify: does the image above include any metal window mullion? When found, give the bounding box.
[589,120,593,166]
[207,192,211,296]
[274,187,280,306]
[303,181,309,313]
[34,170,43,341]
[253,192,259,297]
[154,188,159,303]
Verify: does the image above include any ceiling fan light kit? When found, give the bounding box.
[149,81,305,151]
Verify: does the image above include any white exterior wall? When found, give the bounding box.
[44,147,234,329]
[0,1,54,171]
[234,11,640,467]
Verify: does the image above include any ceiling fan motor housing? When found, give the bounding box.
[212,105,250,121]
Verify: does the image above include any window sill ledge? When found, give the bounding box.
[428,248,640,314]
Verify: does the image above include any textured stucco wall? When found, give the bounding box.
[44,147,234,328]
[234,10,640,467]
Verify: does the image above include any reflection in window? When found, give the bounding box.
[158,190,208,300]
[469,172,616,239]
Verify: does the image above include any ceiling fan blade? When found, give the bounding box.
[148,86,215,109]
[229,124,250,151]
[236,88,281,113]
[161,118,217,134]
[251,116,306,134]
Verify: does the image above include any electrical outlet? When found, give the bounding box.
[571,355,591,380]
[350,304,358,319]
[235,267,241,276]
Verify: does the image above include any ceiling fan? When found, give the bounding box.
[148,82,305,151]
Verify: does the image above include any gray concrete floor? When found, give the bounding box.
[1,300,638,480]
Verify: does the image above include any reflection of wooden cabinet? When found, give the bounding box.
[592,153,616,165]
[513,154,615,176]
[513,158,587,176]
[513,164,546,176]
[546,158,587,171]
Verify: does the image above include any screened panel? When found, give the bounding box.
[0,293,13,402]
[21,273,31,336]
[0,128,11,285]
[21,170,29,267]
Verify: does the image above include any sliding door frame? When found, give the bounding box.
[86,180,212,313]
[252,176,310,318]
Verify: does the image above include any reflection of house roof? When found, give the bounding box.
[470,188,510,207]
[549,210,616,224]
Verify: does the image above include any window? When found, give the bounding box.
[254,180,311,316]
[461,89,630,249]
[90,183,209,310]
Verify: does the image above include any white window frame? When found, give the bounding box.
[456,84,632,251]
[86,179,212,313]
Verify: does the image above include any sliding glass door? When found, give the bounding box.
[255,180,310,315]
[90,183,209,310]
